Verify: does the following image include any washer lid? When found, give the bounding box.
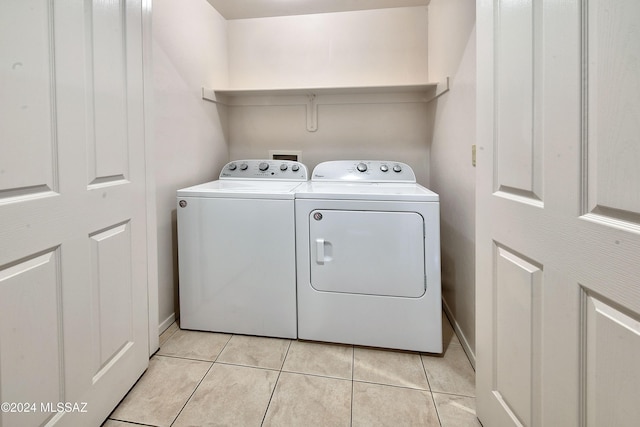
[177,180,305,199]
[295,182,439,202]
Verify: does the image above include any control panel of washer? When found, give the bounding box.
[311,160,416,183]
[219,159,308,181]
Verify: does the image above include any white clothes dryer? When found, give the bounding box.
[295,160,442,353]
[177,160,308,339]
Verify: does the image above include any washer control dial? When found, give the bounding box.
[380,164,389,172]
[228,163,237,171]
[291,164,300,172]
[240,163,248,171]
[259,162,269,171]
[280,163,288,171]
[357,162,368,172]
[393,164,402,173]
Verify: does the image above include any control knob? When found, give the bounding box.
[228,163,237,171]
[380,164,389,172]
[280,163,288,171]
[393,164,402,173]
[259,162,269,171]
[291,164,300,172]
[356,162,368,172]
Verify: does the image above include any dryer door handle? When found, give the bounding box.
[315,238,333,264]
[316,238,325,264]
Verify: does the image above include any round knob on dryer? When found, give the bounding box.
[393,164,402,173]
[259,162,269,171]
[240,163,248,170]
[280,163,288,171]
[357,162,368,172]
[228,163,237,171]
[380,164,389,172]
[291,164,300,172]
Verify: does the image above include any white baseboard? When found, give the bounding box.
[442,299,476,369]
[158,312,176,336]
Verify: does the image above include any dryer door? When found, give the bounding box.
[309,210,426,297]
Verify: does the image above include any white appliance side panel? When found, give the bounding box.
[309,210,426,297]
[177,197,297,338]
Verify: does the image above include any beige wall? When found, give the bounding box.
[225,7,434,185]
[428,0,477,362]
[227,7,429,88]
[153,0,229,331]
[227,102,434,185]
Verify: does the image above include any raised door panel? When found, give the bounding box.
[583,293,640,426]
[0,250,62,427]
[585,0,640,227]
[90,222,133,376]
[494,0,542,203]
[88,0,129,187]
[0,0,57,200]
[493,246,542,427]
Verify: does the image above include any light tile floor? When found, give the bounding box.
[104,316,480,427]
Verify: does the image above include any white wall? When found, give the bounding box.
[225,7,434,185]
[428,0,477,361]
[153,0,229,332]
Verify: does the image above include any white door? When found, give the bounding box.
[476,0,640,426]
[0,1,149,426]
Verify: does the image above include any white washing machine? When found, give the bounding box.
[177,159,308,339]
[295,160,442,353]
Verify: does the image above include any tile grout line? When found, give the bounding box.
[156,323,178,350]
[431,390,477,399]
[260,339,293,426]
[154,353,223,364]
[420,351,443,427]
[167,333,234,426]
[215,360,282,372]
[271,369,384,387]
[350,345,355,427]
[107,417,161,427]
[279,368,352,381]
[351,378,430,392]
[161,324,179,342]
[167,362,214,427]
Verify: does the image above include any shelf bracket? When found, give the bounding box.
[202,87,217,103]
[430,77,450,102]
[306,94,318,132]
